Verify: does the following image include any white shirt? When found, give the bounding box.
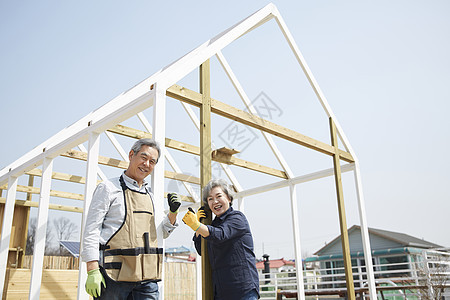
[81,172,178,263]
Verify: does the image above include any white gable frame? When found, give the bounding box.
[0,3,376,300]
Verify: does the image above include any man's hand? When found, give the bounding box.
[85,268,106,298]
[182,208,202,231]
[167,193,181,213]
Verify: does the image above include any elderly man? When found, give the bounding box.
[81,138,181,300]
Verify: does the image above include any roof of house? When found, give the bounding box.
[59,241,80,258]
[314,225,442,256]
[256,258,295,269]
[165,246,191,254]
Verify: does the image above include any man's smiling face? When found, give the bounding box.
[125,145,158,186]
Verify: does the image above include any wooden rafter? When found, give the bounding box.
[26,169,90,185]
[0,198,82,213]
[60,149,200,185]
[108,124,288,179]
[0,187,196,205]
[108,124,199,156]
[0,185,84,201]
[167,84,354,163]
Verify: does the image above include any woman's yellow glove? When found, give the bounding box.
[183,208,203,231]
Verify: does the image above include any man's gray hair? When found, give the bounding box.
[130,138,161,161]
[202,178,235,206]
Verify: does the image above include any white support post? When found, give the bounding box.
[137,112,200,202]
[236,196,244,213]
[78,143,107,182]
[237,163,355,199]
[105,131,129,162]
[353,161,377,300]
[289,184,305,300]
[77,131,100,300]
[0,175,18,294]
[29,157,54,300]
[151,85,166,300]
[195,244,202,300]
[422,250,434,299]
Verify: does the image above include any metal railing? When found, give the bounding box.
[258,249,450,299]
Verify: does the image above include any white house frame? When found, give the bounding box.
[0,3,377,299]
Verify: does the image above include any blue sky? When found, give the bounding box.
[1,1,449,258]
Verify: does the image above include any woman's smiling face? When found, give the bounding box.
[207,186,231,217]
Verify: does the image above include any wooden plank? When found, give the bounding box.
[0,185,84,201]
[167,84,354,163]
[212,149,287,179]
[61,149,201,185]
[111,124,288,178]
[62,149,129,169]
[108,124,199,156]
[164,262,196,300]
[0,198,83,214]
[330,117,355,300]
[164,170,200,185]
[4,269,79,299]
[26,168,89,185]
[200,60,213,300]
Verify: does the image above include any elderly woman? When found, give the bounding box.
[183,179,259,300]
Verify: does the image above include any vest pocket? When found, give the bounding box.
[133,211,152,238]
[142,253,163,280]
[116,255,143,282]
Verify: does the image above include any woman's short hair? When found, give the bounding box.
[202,178,235,206]
[131,138,161,162]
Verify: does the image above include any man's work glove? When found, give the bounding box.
[182,207,203,231]
[85,268,106,298]
[167,193,181,213]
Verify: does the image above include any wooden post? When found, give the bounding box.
[329,117,355,300]
[18,175,33,267]
[200,59,213,300]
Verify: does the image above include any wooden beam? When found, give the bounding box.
[1,185,196,207]
[108,124,199,156]
[212,148,287,179]
[20,175,33,268]
[167,84,354,163]
[0,199,82,215]
[200,60,213,300]
[62,149,129,169]
[26,169,89,185]
[109,124,288,178]
[0,198,83,214]
[0,185,84,201]
[330,117,355,300]
[164,170,199,185]
[60,149,201,184]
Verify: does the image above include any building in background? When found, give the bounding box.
[304,225,449,299]
[165,245,196,262]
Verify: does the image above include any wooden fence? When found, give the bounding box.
[4,256,197,299]
[22,255,79,270]
[163,262,196,300]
